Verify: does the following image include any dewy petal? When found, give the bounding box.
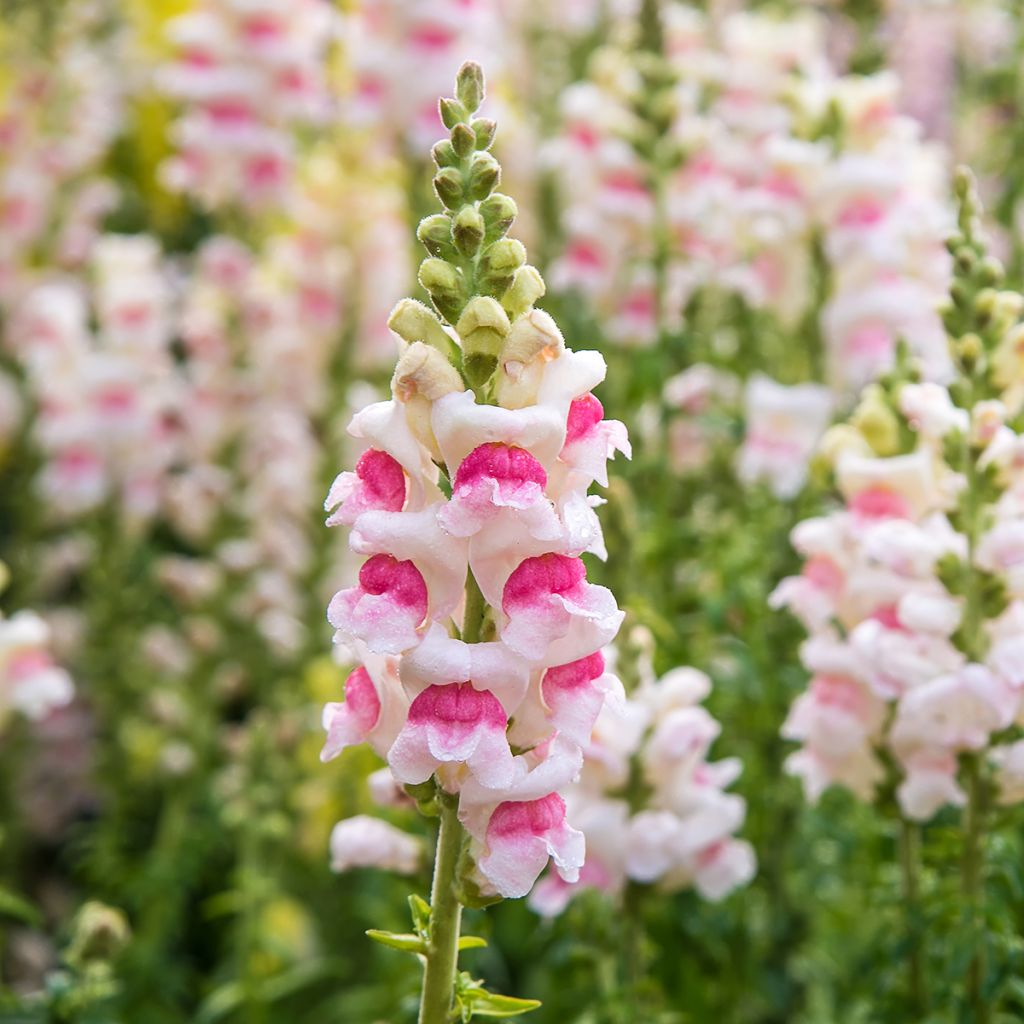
[325,448,407,527]
[388,682,514,790]
[501,553,624,664]
[477,793,585,898]
[350,506,469,623]
[540,652,610,746]
[320,649,408,760]
[327,554,429,654]
[437,442,561,540]
[555,394,632,490]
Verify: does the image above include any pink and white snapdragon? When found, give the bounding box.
[528,654,754,915]
[0,605,74,728]
[319,66,630,900]
[7,235,179,524]
[158,0,335,212]
[775,234,1024,822]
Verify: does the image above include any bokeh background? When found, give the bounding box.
[2,1,1024,1021]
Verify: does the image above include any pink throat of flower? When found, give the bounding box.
[358,554,428,610]
[543,652,605,693]
[488,792,566,838]
[848,487,912,520]
[503,554,587,609]
[343,666,381,733]
[356,448,407,511]
[408,682,506,728]
[565,394,604,445]
[455,443,547,490]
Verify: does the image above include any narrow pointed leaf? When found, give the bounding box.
[365,929,427,954]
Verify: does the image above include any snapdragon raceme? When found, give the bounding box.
[320,63,628,1023]
[773,170,1024,1020]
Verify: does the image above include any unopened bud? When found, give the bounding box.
[434,167,464,209]
[392,342,463,403]
[456,296,511,357]
[452,205,485,257]
[472,118,496,151]
[468,152,500,201]
[387,299,459,360]
[502,265,546,319]
[957,332,983,369]
[480,193,517,244]
[417,214,454,258]
[418,258,467,322]
[478,238,526,296]
[455,61,485,114]
[439,97,467,130]
[451,124,476,160]
[431,140,458,169]
[979,256,1004,286]
[495,309,565,409]
[851,385,900,456]
[67,902,131,967]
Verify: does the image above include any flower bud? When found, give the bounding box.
[453,205,485,257]
[431,140,458,168]
[479,238,526,296]
[440,97,467,130]
[434,167,465,209]
[387,299,460,361]
[472,118,496,151]
[495,309,565,409]
[851,385,900,456]
[451,123,476,159]
[816,424,872,469]
[480,193,517,244]
[417,214,455,259]
[468,152,501,201]
[66,902,131,967]
[392,343,464,459]
[457,297,511,389]
[502,265,546,320]
[419,258,467,323]
[392,342,464,403]
[456,61,485,114]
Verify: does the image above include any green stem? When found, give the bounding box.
[418,793,464,1024]
[898,819,927,1018]
[963,756,988,1023]
[462,570,487,645]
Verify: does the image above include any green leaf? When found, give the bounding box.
[0,886,42,926]
[365,930,427,954]
[408,894,431,936]
[465,990,542,1018]
[457,935,487,951]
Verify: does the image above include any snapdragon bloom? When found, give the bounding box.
[1,609,74,727]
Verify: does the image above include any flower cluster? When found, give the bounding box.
[546,6,951,395]
[320,65,630,900]
[529,650,754,915]
[0,566,74,729]
[157,0,335,212]
[774,174,1024,820]
[8,235,178,524]
[0,8,121,306]
[339,0,500,152]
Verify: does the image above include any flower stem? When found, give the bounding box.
[418,791,464,1024]
[962,755,988,1024]
[898,818,928,1017]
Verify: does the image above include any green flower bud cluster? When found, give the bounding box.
[401,62,546,398]
[944,167,1023,403]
